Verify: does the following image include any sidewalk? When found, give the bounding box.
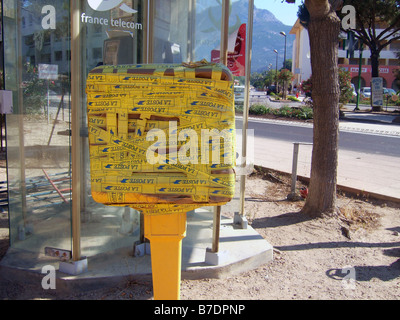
[248,111,400,202]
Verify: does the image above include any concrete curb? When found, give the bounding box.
[254,165,400,205]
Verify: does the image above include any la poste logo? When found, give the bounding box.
[88,0,138,14]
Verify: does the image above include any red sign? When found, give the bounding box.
[211,23,246,76]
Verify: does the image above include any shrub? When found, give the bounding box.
[235,104,244,113]
[277,105,293,117]
[287,95,301,102]
[339,69,353,105]
[249,104,269,115]
[269,106,313,120]
[300,78,312,96]
[297,107,313,119]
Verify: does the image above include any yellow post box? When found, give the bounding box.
[86,60,235,299]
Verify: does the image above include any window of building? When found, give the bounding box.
[55,51,63,61]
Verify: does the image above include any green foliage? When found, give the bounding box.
[340,0,400,77]
[301,71,355,106]
[341,0,400,31]
[283,59,293,71]
[250,71,268,90]
[275,105,292,117]
[235,104,244,113]
[272,106,313,120]
[338,69,353,105]
[249,104,269,115]
[297,107,313,120]
[248,104,314,120]
[277,69,294,84]
[300,77,312,96]
[264,70,278,88]
[250,70,280,90]
[287,95,301,102]
[297,2,309,28]
[22,63,49,114]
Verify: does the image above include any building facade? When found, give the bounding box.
[290,18,400,91]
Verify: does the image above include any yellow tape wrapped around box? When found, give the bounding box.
[86,61,236,215]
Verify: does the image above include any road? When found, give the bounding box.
[236,117,400,158]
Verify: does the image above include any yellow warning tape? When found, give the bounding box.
[87,62,235,215]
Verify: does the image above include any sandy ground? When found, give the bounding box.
[1,168,399,300]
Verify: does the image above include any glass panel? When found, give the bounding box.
[151,0,230,64]
[79,0,146,258]
[4,0,72,253]
[193,0,249,215]
[193,0,248,66]
[152,0,192,63]
[194,0,223,62]
[149,0,249,217]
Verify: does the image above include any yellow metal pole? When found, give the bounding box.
[144,212,187,300]
[71,0,82,261]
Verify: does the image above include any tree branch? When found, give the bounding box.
[376,15,400,41]
[353,10,373,48]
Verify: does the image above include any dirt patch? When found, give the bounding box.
[180,171,400,300]
[1,168,399,300]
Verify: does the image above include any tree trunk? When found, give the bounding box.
[370,49,382,111]
[301,3,341,218]
[370,51,380,78]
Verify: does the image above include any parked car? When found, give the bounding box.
[383,88,396,96]
[361,87,371,98]
[351,83,357,97]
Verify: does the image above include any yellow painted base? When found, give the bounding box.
[144,212,187,300]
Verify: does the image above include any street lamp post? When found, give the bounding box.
[280,31,287,69]
[280,31,287,98]
[273,49,278,90]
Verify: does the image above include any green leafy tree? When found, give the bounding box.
[300,71,353,104]
[264,69,278,88]
[282,59,293,71]
[250,71,267,90]
[339,0,400,79]
[277,69,294,99]
[300,0,400,111]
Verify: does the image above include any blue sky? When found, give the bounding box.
[254,0,300,26]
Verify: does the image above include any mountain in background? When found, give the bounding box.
[195,0,296,73]
[250,3,296,73]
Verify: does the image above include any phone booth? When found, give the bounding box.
[1,0,272,300]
